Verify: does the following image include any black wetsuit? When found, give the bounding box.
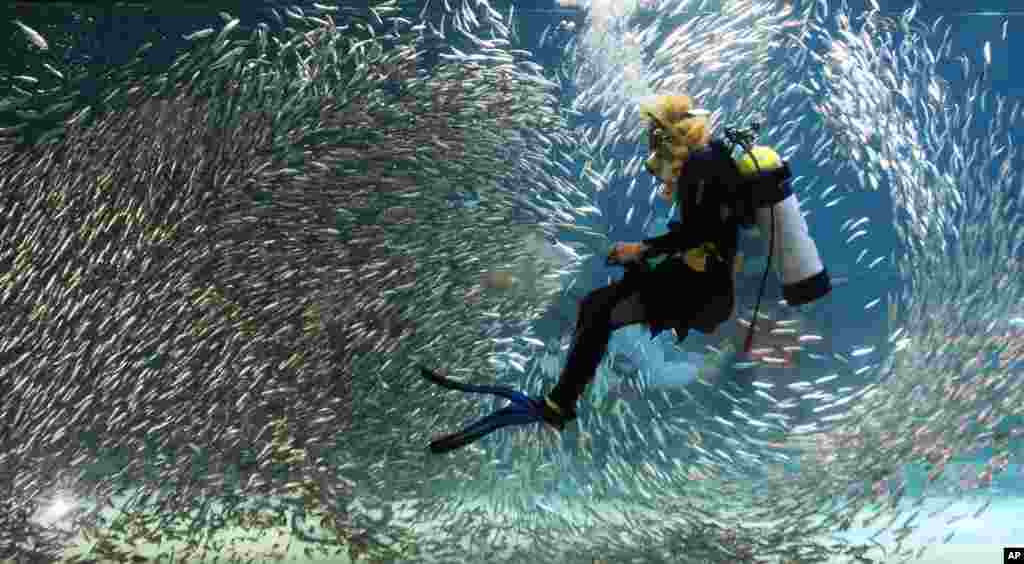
[548,140,791,413]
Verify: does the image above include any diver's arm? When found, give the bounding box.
[640,225,691,256]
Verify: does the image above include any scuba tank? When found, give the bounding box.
[723,121,831,353]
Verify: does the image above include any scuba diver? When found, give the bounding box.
[422,94,831,454]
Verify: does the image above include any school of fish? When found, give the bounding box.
[0,0,1021,562]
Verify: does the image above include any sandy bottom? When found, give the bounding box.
[10,494,1023,563]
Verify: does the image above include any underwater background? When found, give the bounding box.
[1,0,1022,562]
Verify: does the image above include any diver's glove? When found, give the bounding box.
[606,242,649,266]
[419,366,576,454]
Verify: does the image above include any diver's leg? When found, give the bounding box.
[547,283,647,413]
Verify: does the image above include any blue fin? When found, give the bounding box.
[420,366,545,454]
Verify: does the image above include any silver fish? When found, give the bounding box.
[13,19,48,50]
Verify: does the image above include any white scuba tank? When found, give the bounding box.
[736,146,831,306]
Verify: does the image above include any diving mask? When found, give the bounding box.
[644,109,710,182]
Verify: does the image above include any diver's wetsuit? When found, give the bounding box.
[548,140,787,413]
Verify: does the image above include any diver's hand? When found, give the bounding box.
[607,242,647,266]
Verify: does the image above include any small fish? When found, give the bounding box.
[845,230,867,243]
[184,28,215,41]
[41,62,64,80]
[13,19,48,50]
[851,346,874,357]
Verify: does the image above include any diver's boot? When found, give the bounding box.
[537,396,577,431]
